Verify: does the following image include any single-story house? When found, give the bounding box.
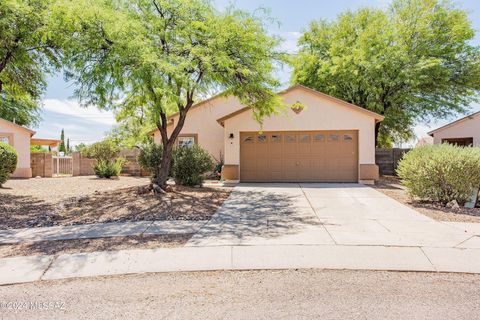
[428,111,480,147]
[0,118,36,178]
[0,117,60,178]
[150,85,384,184]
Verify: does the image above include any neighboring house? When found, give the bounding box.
[150,85,384,183]
[428,111,480,146]
[0,118,36,178]
[0,118,60,178]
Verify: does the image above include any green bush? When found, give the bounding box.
[172,145,213,186]
[397,144,480,204]
[81,139,120,162]
[93,158,126,179]
[138,141,164,180]
[0,142,18,187]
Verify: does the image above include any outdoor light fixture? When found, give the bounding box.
[229,133,234,139]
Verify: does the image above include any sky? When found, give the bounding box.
[37,0,480,147]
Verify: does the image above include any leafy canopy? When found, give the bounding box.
[54,0,283,122]
[0,0,60,126]
[292,0,480,146]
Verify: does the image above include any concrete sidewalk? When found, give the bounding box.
[0,220,207,244]
[1,244,480,285]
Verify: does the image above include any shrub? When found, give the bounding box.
[172,145,213,186]
[81,139,120,162]
[138,141,164,180]
[93,158,126,179]
[397,144,480,204]
[0,142,18,187]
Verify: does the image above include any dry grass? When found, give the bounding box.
[0,234,191,258]
[0,176,232,229]
[372,176,480,223]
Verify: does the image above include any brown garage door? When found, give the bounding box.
[240,130,358,182]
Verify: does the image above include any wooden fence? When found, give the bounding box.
[375,148,411,176]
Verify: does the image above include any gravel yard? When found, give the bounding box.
[1,176,150,202]
[373,176,480,223]
[0,176,232,229]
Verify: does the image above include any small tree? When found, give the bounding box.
[56,0,283,191]
[81,140,124,179]
[138,140,164,181]
[59,129,66,153]
[81,140,120,162]
[66,138,70,154]
[172,145,213,187]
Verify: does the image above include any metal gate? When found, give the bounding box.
[53,156,73,176]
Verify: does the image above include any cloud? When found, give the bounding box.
[278,31,301,54]
[34,99,116,146]
[42,99,116,126]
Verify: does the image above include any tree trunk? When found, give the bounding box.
[154,141,174,190]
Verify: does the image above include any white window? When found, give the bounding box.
[178,136,195,148]
[0,136,9,144]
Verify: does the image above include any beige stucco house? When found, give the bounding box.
[151,85,384,183]
[0,118,60,178]
[0,118,36,178]
[428,111,480,147]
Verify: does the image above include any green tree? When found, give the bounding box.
[292,0,480,146]
[66,138,70,154]
[59,129,66,153]
[108,105,156,149]
[56,0,283,191]
[0,0,60,126]
[74,143,87,153]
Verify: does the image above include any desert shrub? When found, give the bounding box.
[0,142,18,187]
[93,158,126,179]
[81,139,120,162]
[397,144,480,204]
[81,140,126,178]
[138,141,164,180]
[172,145,213,186]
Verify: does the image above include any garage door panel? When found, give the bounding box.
[240,130,358,182]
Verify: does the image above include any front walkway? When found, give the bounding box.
[1,183,480,285]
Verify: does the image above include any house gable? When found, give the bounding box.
[428,111,480,136]
[217,85,384,126]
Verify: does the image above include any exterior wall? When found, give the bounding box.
[432,114,480,146]
[72,150,148,177]
[31,153,53,177]
[152,95,242,162]
[0,120,32,178]
[223,88,377,168]
[221,164,239,180]
[119,149,149,176]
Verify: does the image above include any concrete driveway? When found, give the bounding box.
[187,183,474,248]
